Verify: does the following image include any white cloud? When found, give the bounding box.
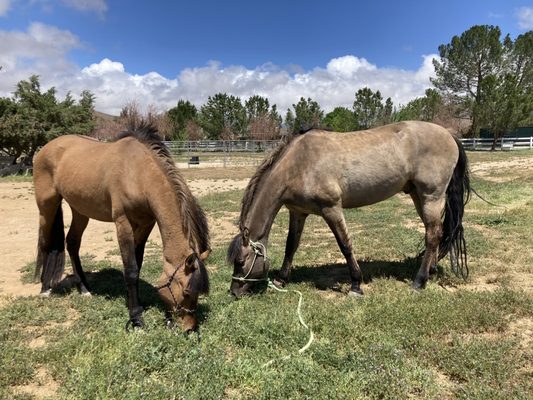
[326,55,376,78]
[517,7,533,29]
[62,0,107,15]
[0,24,438,116]
[0,0,11,16]
[0,23,81,94]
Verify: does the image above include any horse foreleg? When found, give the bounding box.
[321,206,363,296]
[66,209,91,295]
[412,198,444,290]
[133,221,155,273]
[275,211,308,287]
[115,215,144,329]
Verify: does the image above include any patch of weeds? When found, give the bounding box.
[19,262,36,284]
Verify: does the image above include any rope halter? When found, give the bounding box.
[232,239,269,283]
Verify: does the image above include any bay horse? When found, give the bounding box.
[228,121,470,297]
[33,124,210,331]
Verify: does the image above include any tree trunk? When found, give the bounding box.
[490,130,503,151]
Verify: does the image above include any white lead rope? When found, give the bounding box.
[263,279,315,367]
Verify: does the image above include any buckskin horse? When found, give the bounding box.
[33,124,210,331]
[228,121,470,297]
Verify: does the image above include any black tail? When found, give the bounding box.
[439,137,471,279]
[35,205,65,291]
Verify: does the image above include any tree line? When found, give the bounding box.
[1,24,531,169]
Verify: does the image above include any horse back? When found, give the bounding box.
[278,121,458,209]
[34,135,161,222]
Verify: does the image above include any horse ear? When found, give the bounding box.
[184,253,196,274]
[199,249,211,261]
[242,228,250,247]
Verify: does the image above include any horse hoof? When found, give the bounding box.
[411,282,426,292]
[80,291,92,297]
[125,319,145,332]
[272,278,286,288]
[348,289,364,297]
[39,289,52,297]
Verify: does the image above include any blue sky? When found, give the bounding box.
[1,0,532,114]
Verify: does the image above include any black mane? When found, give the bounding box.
[115,121,210,254]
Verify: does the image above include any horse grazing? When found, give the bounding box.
[228,121,470,298]
[33,124,210,331]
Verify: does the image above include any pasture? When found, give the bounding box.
[1,151,532,399]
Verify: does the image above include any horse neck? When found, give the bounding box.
[149,185,192,264]
[242,171,284,245]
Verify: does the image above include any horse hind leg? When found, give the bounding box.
[35,194,65,295]
[321,206,363,296]
[274,210,308,287]
[66,208,91,295]
[412,196,445,290]
[409,192,437,276]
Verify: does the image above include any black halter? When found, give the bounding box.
[156,263,197,315]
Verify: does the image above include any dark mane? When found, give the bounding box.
[116,122,210,254]
[227,233,243,264]
[239,133,304,230]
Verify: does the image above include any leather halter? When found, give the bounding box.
[155,262,197,314]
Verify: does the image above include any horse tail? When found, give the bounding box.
[35,205,66,291]
[439,137,471,279]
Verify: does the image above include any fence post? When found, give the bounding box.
[530,136,532,149]
[473,138,477,151]
[223,140,227,168]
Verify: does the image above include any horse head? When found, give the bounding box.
[227,228,269,298]
[157,249,210,332]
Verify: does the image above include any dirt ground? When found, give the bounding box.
[0,178,248,301]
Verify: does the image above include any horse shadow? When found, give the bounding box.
[283,256,437,291]
[52,268,210,324]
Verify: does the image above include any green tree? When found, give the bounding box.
[323,107,357,132]
[284,109,295,134]
[245,95,270,120]
[353,87,391,129]
[245,95,281,139]
[285,97,324,134]
[395,89,443,122]
[431,25,505,136]
[477,31,533,149]
[199,93,247,139]
[167,100,198,140]
[0,75,95,170]
[380,97,394,125]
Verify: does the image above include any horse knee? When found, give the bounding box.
[124,267,139,285]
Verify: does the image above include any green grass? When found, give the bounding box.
[1,151,532,399]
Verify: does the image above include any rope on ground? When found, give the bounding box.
[262,279,315,367]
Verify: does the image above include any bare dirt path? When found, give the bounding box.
[0,178,248,301]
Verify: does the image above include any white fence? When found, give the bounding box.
[163,140,280,167]
[460,137,533,151]
[160,136,532,168]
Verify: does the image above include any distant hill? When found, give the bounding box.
[92,111,125,140]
